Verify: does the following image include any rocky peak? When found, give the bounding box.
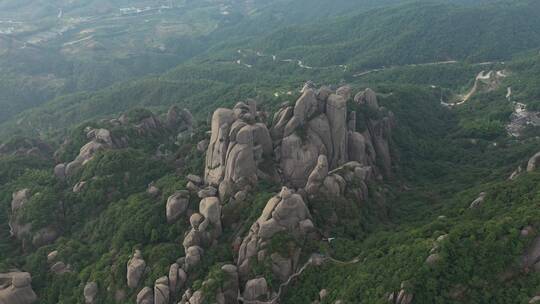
[204,100,273,197]
[203,83,394,203]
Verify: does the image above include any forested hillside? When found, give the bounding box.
[2,0,540,139]
[0,0,408,123]
[1,1,540,304]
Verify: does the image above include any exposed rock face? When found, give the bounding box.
[348,131,367,164]
[237,187,313,280]
[187,290,204,304]
[61,128,115,177]
[204,102,273,197]
[221,264,240,304]
[46,251,71,274]
[306,158,372,203]
[166,191,190,223]
[271,85,394,188]
[127,250,146,289]
[205,108,235,186]
[185,246,204,271]
[199,196,222,237]
[166,106,194,134]
[147,183,160,197]
[0,272,37,304]
[187,174,203,185]
[84,282,98,304]
[355,88,379,109]
[527,152,540,172]
[271,253,293,282]
[364,114,394,178]
[425,253,442,266]
[134,114,163,135]
[50,261,71,274]
[388,282,413,304]
[8,189,59,248]
[54,163,66,180]
[183,264,238,304]
[270,103,293,141]
[154,277,169,304]
[469,192,487,209]
[8,189,32,241]
[279,133,322,188]
[73,181,87,193]
[522,236,540,271]
[243,278,268,301]
[203,84,393,194]
[136,287,154,304]
[47,250,58,263]
[326,93,348,168]
[32,227,59,248]
[168,263,180,293]
[198,186,217,198]
[305,155,329,195]
[509,165,523,180]
[197,140,209,153]
[191,83,395,300]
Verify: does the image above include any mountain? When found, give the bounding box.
[3,0,540,139]
[0,0,410,123]
[1,1,540,304]
[246,0,540,68]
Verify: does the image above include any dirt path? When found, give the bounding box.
[445,69,508,106]
[237,253,362,304]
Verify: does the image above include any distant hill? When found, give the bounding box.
[2,0,540,139]
[246,0,540,69]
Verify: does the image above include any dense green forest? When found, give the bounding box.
[1,0,540,304]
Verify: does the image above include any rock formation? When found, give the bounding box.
[527,151,540,172]
[166,191,190,223]
[204,102,273,199]
[55,106,194,179]
[203,84,393,200]
[8,189,58,248]
[243,277,268,302]
[469,192,487,209]
[521,236,540,272]
[54,128,116,178]
[136,287,153,304]
[50,261,71,274]
[388,282,414,304]
[168,263,186,294]
[127,250,146,289]
[140,84,395,304]
[166,106,194,135]
[8,189,32,241]
[154,276,170,304]
[184,246,204,271]
[237,187,314,281]
[0,272,37,304]
[270,85,393,188]
[84,282,98,304]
